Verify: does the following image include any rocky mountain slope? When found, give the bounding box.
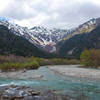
[58,18,100,58]
[0,17,100,58]
[0,18,69,52]
[0,25,55,58]
[62,18,100,41]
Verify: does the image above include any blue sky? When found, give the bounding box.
[0,0,100,29]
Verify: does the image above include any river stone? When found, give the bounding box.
[0,85,78,100]
[0,85,58,100]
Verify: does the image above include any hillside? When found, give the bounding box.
[0,19,69,52]
[58,26,100,58]
[0,17,100,59]
[0,17,100,54]
[0,25,55,58]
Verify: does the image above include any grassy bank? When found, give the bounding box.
[35,58,79,66]
[0,61,39,71]
[0,55,40,71]
[0,55,79,71]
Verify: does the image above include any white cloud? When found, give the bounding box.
[0,0,12,12]
[0,0,100,28]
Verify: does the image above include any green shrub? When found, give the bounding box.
[25,61,40,69]
[80,49,100,68]
[0,55,80,71]
[0,61,40,71]
[67,59,79,64]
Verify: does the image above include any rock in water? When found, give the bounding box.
[0,85,58,100]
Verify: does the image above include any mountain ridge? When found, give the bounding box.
[0,19,70,52]
[0,25,56,58]
[58,25,100,58]
[0,17,100,56]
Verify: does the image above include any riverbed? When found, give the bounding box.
[0,65,100,100]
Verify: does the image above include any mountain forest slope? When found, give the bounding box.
[0,25,56,58]
[58,26,100,58]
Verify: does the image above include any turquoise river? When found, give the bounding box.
[0,66,100,100]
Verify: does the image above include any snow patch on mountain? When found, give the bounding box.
[0,17,99,53]
[0,19,69,52]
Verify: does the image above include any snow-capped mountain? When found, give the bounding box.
[73,17,100,34]
[74,18,96,34]
[0,17,99,53]
[0,18,69,52]
[62,18,100,41]
[56,18,100,53]
[30,26,69,43]
[30,26,70,52]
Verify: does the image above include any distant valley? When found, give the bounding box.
[0,17,100,58]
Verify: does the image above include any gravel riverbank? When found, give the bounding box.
[49,65,100,80]
[0,70,43,79]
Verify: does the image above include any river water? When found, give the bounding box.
[0,66,100,100]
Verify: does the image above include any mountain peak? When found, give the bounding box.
[0,17,100,53]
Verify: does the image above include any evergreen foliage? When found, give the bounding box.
[59,26,100,58]
[0,25,56,58]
